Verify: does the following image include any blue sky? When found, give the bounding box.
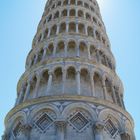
[0,0,139,139]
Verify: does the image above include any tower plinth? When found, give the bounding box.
[3,0,135,140]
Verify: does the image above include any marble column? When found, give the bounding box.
[111,86,117,104]
[76,22,79,33]
[90,72,95,97]
[16,87,24,105]
[34,54,38,64]
[47,71,53,94]
[76,70,81,95]
[42,47,47,60]
[93,121,104,140]
[23,81,31,101]
[34,73,41,98]
[102,79,107,100]
[55,119,66,140]
[62,69,66,94]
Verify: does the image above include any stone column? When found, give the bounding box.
[16,87,24,105]
[62,69,66,94]
[76,22,79,33]
[76,42,80,57]
[64,42,68,57]
[90,72,95,96]
[47,71,53,94]
[55,119,66,140]
[93,122,104,140]
[85,25,88,36]
[96,50,101,64]
[102,79,107,100]
[87,45,91,59]
[76,69,81,95]
[66,22,69,33]
[47,28,51,38]
[111,86,117,104]
[34,54,38,64]
[34,73,41,98]
[42,47,47,60]
[57,24,60,35]
[23,80,31,101]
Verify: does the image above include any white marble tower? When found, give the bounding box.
[2,0,135,140]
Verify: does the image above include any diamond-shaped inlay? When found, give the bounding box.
[13,121,23,137]
[69,112,89,132]
[105,119,118,137]
[35,113,53,131]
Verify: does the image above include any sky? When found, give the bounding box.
[0,0,139,139]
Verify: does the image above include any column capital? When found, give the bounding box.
[93,121,105,132]
[54,119,67,128]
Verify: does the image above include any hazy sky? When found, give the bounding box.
[0,0,139,139]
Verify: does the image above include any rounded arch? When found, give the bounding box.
[93,71,104,99]
[78,10,84,18]
[87,26,94,37]
[50,24,57,36]
[69,22,76,32]
[67,40,76,57]
[59,22,66,33]
[54,11,60,19]
[79,41,88,58]
[69,9,76,17]
[29,103,60,123]
[62,9,67,17]
[62,102,97,121]
[78,23,85,34]
[56,41,65,57]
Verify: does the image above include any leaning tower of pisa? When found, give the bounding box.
[2,0,135,140]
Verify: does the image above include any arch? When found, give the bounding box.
[50,25,57,36]
[105,77,114,102]
[69,9,76,17]
[66,66,76,80]
[77,1,83,6]
[95,30,101,40]
[52,67,63,95]
[56,41,65,57]
[80,68,91,96]
[47,43,54,56]
[78,10,84,18]
[69,22,76,32]
[63,0,68,5]
[93,72,104,99]
[78,23,85,34]
[54,11,60,19]
[57,1,62,6]
[62,9,67,17]
[59,22,66,33]
[37,49,44,62]
[62,102,97,120]
[70,0,76,5]
[29,75,37,98]
[67,40,76,57]
[47,14,52,22]
[86,13,91,21]
[90,45,97,61]
[87,26,94,37]
[43,28,48,39]
[84,3,89,9]
[79,41,88,58]
[93,17,97,24]
[66,66,76,94]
